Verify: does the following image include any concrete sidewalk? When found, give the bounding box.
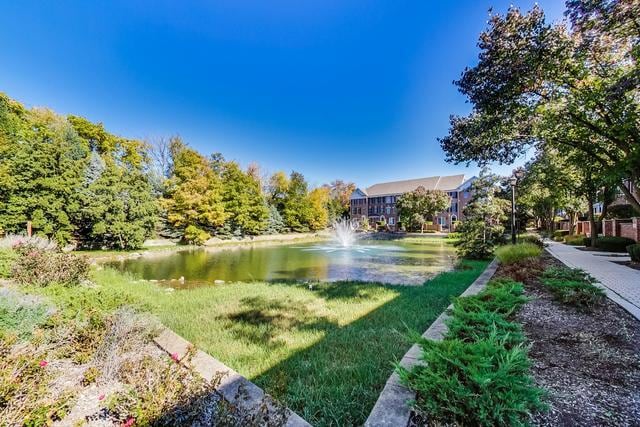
[546,241,640,320]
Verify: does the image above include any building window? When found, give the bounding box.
[386,206,391,215]
[389,217,395,225]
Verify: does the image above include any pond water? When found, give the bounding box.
[109,238,456,286]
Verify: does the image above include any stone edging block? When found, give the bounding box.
[364,259,500,427]
[153,328,311,427]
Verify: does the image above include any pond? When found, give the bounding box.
[109,238,456,286]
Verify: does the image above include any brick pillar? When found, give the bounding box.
[612,219,618,237]
[633,217,640,242]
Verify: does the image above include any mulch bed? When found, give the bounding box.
[498,254,640,426]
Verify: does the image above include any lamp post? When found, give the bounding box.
[509,176,518,245]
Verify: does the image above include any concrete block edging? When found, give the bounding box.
[364,259,500,427]
[153,328,311,427]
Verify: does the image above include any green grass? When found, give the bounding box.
[89,259,489,426]
[495,243,542,264]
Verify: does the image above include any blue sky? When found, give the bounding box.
[0,1,566,187]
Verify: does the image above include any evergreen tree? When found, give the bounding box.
[455,170,508,259]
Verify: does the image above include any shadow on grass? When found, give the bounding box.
[153,260,489,427]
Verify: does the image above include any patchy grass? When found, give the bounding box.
[92,259,489,426]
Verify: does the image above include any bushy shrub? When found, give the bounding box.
[628,244,640,262]
[399,278,545,425]
[592,236,636,252]
[0,248,17,278]
[400,335,544,426]
[183,225,211,245]
[447,232,461,240]
[541,267,604,308]
[553,230,569,238]
[563,234,586,245]
[495,243,542,265]
[517,233,543,247]
[11,245,90,287]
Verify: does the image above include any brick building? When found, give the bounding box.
[349,174,475,232]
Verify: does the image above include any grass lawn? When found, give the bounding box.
[91,259,489,426]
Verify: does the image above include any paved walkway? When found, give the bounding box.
[546,241,640,320]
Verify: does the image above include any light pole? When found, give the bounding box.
[510,176,517,245]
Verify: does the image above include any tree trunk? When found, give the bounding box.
[587,191,597,248]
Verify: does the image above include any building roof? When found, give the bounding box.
[360,174,466,197]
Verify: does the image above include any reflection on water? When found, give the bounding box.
[109,239,456,286]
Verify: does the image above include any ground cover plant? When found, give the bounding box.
[495,243,542,265]
[517,233,543,247]
[92,259,489,426]
[540,266,604,309]
[398,278,545,426]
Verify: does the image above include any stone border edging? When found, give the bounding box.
[153,328,311,427]
[364,259,500,427]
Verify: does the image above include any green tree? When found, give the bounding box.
[396,187,450,232]
[267,171,290,212]
[455,171,508,259]
[282,171,312,232]
[77,157,158,249]
[307,187,330,231]
[439,1,640,212]
[325,180,356,222]
[163,138,227,243]
[0,99,88,244]
[221,162,269,235]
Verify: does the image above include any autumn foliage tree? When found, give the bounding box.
[440,1,640,213]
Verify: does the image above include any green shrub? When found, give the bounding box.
[399,333,545,426]
[541,267,604,308]
[553,230,570,238]
[593,236,636,252]
[11,245,90,287]
[183,225,211,245]
[447,232,462,240]
[0,289,52,339]
[399,278,544,425]
[563,234,586,245]
[517,233,543,247]
[0,248,17,278]
[628,244,640,262]
[495,243,542,265]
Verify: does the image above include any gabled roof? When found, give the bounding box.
[364,174,466,197]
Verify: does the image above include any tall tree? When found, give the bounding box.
[163,138,227,243]
[221,162,269,235]
[396,187,450,232]
[439,1,640,212]
[325,180,356,222]
[307,187,330,231]
[282,171,311,232]
[455,170,509,259]
[0,99,88,244]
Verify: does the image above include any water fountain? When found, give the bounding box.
[331,218,359,247]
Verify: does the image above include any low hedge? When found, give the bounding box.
[495,243,542,265]
[592,236,636,252]
[0,248,18,278]
[398,278,545,425]
[564,234,586,246]
[553,230,570,238]
[627,244,640,262]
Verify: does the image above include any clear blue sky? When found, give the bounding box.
[0,0,566,187]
